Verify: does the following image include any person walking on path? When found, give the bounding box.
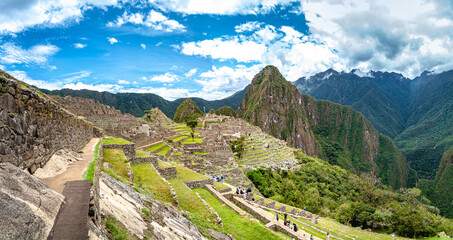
[310,235,314,240]
[276,213,279,221]
[284,213,288,222]
[327,232,330,240]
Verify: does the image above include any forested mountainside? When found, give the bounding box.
[294,69,453,181]
[237,65,415,189]
[41,85,248,119]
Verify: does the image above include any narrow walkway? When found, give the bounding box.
[233,196,322,240]
[205,185,246,216]
[41,138,99,193]
[48,180,91,240]
[137,140,163,150]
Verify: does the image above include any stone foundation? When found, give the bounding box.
[103,144,135,160]
[158,167,177,180]
[184,178,213,189]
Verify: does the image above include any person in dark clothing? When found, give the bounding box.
[246,188,252,193]
[284,213,288,222]
[236,188,240,194]
[293,223,298,232]
[240,189,244,194]
[276,213,279,221]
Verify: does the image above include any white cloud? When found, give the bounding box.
[74,43,87,49]
[0,42,59,65]
[140,43,146,49]
[107,37,118,44]
[300,0,453,77]
[61,71,91,83]
[118,79,130,84]
[62,82,123,92]
[181,25,341,81]
[8,70,63,90]
[151,0,297,15]
[146,72,179,83]
[181,37,266,62]
[107,10,186,32]
[235,21,262,32]
[185,68,197,77]
[0,0,126,34]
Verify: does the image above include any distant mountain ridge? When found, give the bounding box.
[40,85,249,119]
[294,69,453,180]
[237,65,414,189]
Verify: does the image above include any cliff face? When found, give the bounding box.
[0,70,94,173]
[238,66,411,188]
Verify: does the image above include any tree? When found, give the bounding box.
[186,120,198,141]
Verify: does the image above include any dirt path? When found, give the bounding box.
[40,138,100,193]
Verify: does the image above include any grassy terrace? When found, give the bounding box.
[103,149,130,178]
[213,181,230,191]
[158,160,171,168]
[171,135,188,142]
[131,163,176,206]
[194,151,209,155]
[171,162,208,182]
[157,145,171,155]
[136,150,151,157]
[168,179,223,237]
[181,137,203,144]
[103,137,133,145]
[146,142,166,152]
[194,188,291,240]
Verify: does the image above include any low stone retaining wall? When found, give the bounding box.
[218,187,232,193]
[131,156,158,166]
[92,141,103,227]
[103,143,135,160]
[272,224,303,240]
[231,197,270,224]
[184,178,213,189]
[158,167,177,180]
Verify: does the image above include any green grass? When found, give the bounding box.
[181,137,203,144]
[171,135,188,142]
[103,137,133,145]
[173,151,181,155]
[171,162,208,182]
[103,149,130,178]
[194,188,291,240]
[168,179,223,236]
[131,163,176,206]
[136,150,151,157]
[157,145,171,155]
[83,139,101,183]
[158,160,171,168]
[213,182,230,191]
[104,216,136,240]
[194,151,210,155]
[146,142,166,152]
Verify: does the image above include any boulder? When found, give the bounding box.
[0,163,64,239]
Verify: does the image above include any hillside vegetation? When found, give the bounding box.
[238,65,414,189]
[173,98,205,123]
[247,151,453,238]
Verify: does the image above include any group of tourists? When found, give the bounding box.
[212,175,224,182]
[236,187,255,201]
[275,213,299,232]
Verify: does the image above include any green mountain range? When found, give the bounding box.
[237,65,414,189]
[41,86,248,119]
[294,69,453,181]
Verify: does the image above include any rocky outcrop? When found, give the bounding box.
[0,70,94,173]
[237,66,411,188]
[0,163,64,239]
[33,149,82,178]
[99,172,207,240]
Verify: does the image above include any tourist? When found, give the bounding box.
[293,223,298,232]
[220,175,224,182]
[326,232,330,240]
[284,213,288,222]
[310,235,314,240]
[276,213,279,221]
[236,188,240,194]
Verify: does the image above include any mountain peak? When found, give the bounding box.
[251,65,287,87]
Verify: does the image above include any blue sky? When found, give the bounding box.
[1,0,453,100]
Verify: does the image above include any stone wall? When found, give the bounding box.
[131,156,158,166]
[231,196,271,224]
[158,166,178,180]
[103,143,135,160]
[272,224,303,240]
[184,178,214,189]
[0,71,94,173]
[92,141,103,227]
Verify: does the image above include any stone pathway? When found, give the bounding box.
[233,196,322,240]
[48,180,91,240]
[40,138,100,193]
[205,185,246,216]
